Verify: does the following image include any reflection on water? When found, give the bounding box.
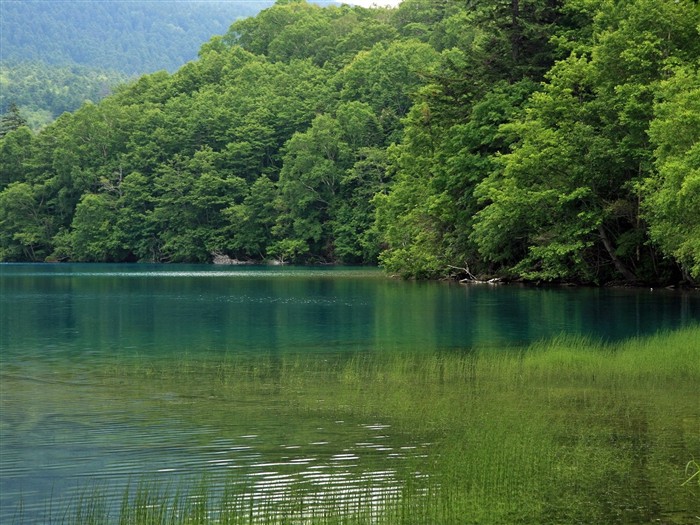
[0,368,429,522]
[1,264,699,521]
[2,263,699,360]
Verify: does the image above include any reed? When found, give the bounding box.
[24,325,700,524]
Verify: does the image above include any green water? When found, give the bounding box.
[1,263,698,522]
[2,263,698,358]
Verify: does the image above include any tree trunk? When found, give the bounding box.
[511,0,520,66]
[598,224,637,282]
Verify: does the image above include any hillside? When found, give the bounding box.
[0,0,287,126]
[1,0,698,285]
[0,0,278,74]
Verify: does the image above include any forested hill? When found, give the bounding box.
[0,0,284,127]
[1,0,699,287]
[1,0,278,74]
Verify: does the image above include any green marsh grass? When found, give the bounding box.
[26,326,700,524]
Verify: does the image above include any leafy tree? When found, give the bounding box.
[0,104,28,138]
[69,193,121,261]
[115,171,161,261]
[275,114,353,261]
[334,147,390,264]
[337,39,439,142]
[224,175,278,259]
[644,66,700,282]
[150,148,247,262]
[374,78,539,278]
[0,182,52,261]
[471,0,700,283]
[0,125,34,190]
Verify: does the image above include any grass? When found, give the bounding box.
[10,326,700,524]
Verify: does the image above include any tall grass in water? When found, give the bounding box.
[36,326,700,524]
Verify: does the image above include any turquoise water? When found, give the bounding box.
[2,263,697,358]
[1,263,698,521]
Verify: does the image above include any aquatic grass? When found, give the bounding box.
[53,478,411,525]
[683,459,700,487]
[320,327,700,523]
[24,325,700,524]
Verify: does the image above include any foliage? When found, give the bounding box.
[376,0,700,283]
[0,1,290,127]
[0,103,27,138]
[644,66,700,281]
[0,62,127,130]
[1,0,698,285]
[0,0,279,74]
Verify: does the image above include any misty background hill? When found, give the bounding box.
[0,0,281,74]
[0,0,331,127]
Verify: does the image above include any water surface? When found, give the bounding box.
[3,263,697,357]
[1,264,698,521]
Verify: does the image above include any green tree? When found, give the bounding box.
[334,146,389,263]
[472,0,700,283]
[375,75,536,279]
[644,66,700,281]
[69,193,121,261]
[337,39,439,140]
[151,147,247,262]
[115,171,160,261]
[0,103,28,138]
[224,175,278,259]
[226,1,319,57]
[0,182,52,261]
[275,114,352,262]
[0,126,34,190]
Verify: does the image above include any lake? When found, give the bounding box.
[1,263,699,522]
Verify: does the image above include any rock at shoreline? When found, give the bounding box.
[211,253,252,265]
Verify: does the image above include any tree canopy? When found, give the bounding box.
[1,0,698,285]
[0,0,284,127]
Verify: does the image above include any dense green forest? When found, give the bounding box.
[0,0,281,127]
[0,0,277,73]
[1,0,699,286]
[0,62,129,129]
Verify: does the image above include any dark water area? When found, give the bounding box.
[2,263,698,359]
[1,263,698,522]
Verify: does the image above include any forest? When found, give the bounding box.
[0,62,128,130]
[0,0,277,74]
[1,0,699,286]
[0,0,281,127]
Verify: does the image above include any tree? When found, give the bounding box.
[471,0,700,283]
[337,39,439,140]
[644,66,700,282]
[0,126,33,190]
[0,104,28,138]
[114,171,160,261]
[69,193,121,261]
[334,146,389,263]
[224,175,278,259]
[226,1,319,57]
[0,182,52,261]
[150,147,247,262]
[275,114,352,261]
[375,74,537,279]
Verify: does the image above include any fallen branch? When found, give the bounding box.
[447,263,478,281]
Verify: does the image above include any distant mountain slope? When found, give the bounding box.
[0,1,345,126]
[0,61,129,128]
[0,0,278,74]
